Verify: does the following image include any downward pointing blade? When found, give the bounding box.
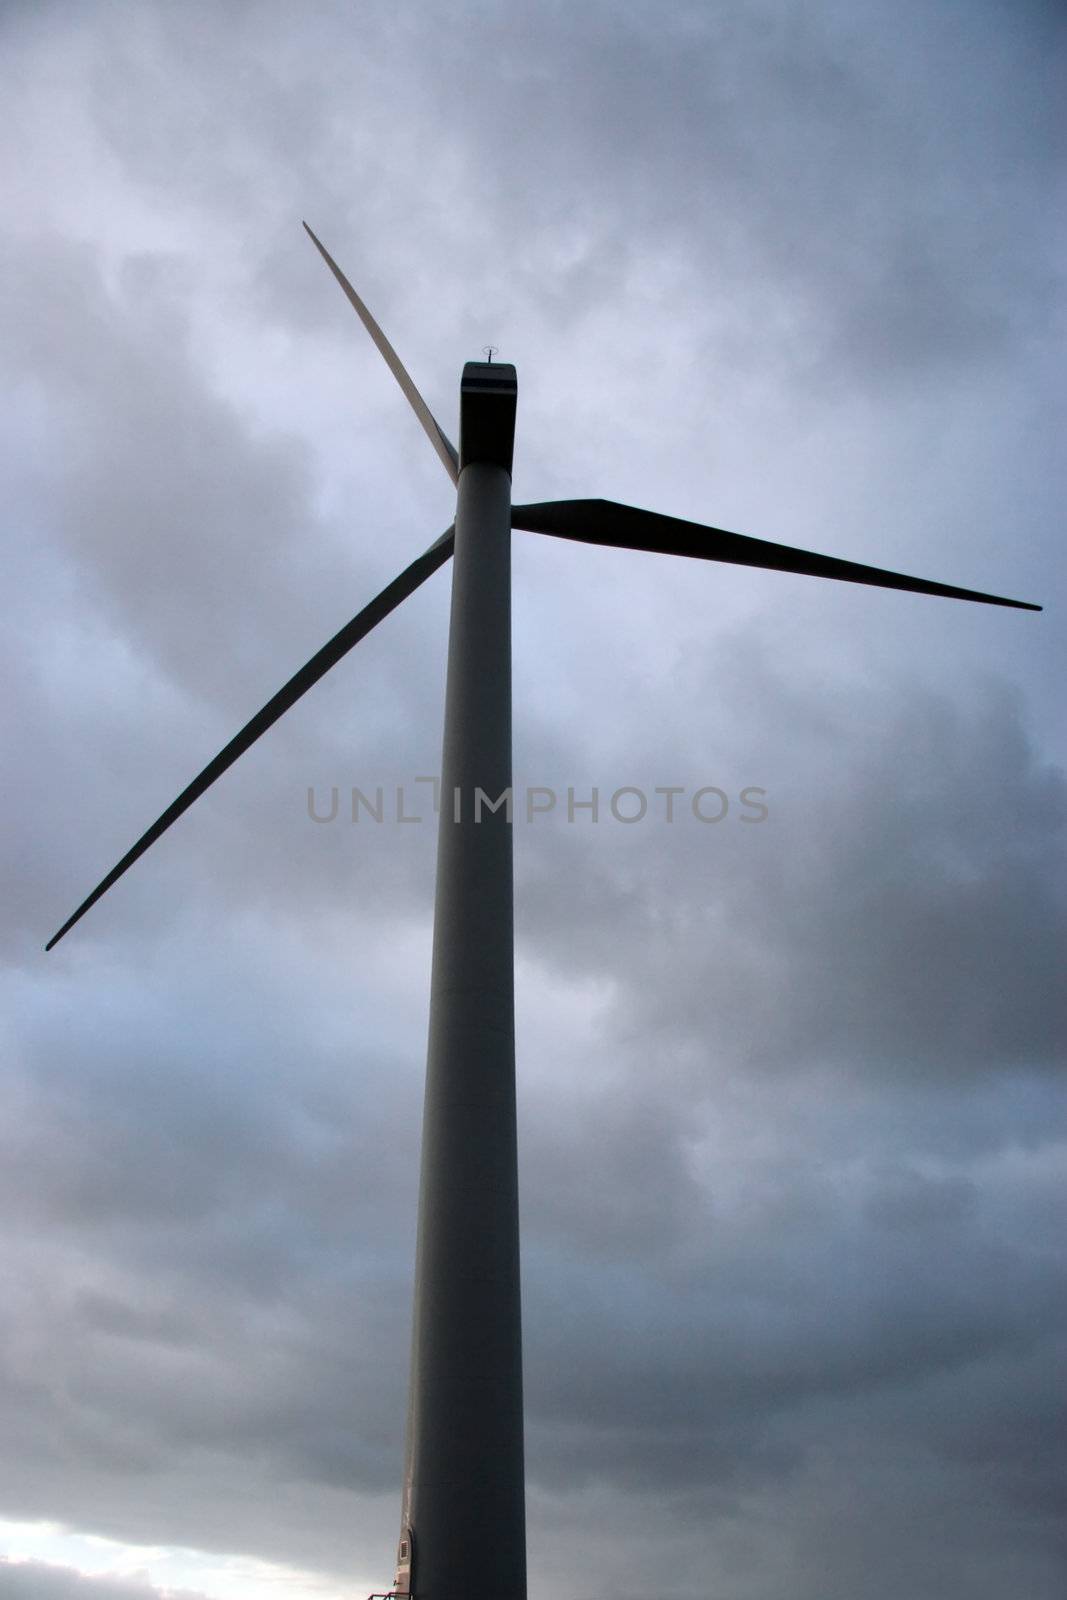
[512,498,1041,611]
[46,528,455,951]
[303,222,459,485]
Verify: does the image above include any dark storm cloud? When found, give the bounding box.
[2,233,333,705]
[52,0,1063,400]
[521,1075,1065,1469]
[514,666,1065,1080]
[0,948,422,1576]
[364,0,1064,385]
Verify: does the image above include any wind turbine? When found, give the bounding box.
[46,225,1041,1600]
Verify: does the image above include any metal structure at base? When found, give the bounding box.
[390,1524,414,1597]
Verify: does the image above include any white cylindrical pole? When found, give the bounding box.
[397,388,524,1599]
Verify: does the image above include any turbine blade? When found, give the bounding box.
[303,222,459,484]
[46,528,456,951]
[511,499,1041,612]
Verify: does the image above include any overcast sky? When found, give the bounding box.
[2,2,1065,1598]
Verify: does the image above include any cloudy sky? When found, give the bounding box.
[2,2,1064,1597]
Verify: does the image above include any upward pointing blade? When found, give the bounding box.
[46,527,456,951]
[303,222,459,485]
[511,498,1042,611]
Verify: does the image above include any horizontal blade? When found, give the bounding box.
[46,528,455,951]
[303,222,459,485]
[512,498,1041,611]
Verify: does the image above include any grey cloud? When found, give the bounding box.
[513,668,1065,1082]
[2,234,325,706]
[381,0,1063,387]
[519,1078,1065,1472]
[0,1561,212,1600]
[60,0,1063,397]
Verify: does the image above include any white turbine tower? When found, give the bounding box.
[47,226,1041,1600]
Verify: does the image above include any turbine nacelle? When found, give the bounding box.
[459,359,517,476]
